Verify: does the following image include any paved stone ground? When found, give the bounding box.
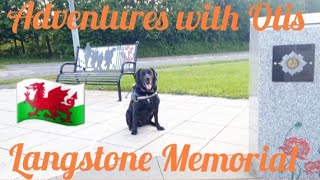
[0,89,253,179]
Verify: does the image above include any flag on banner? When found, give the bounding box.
[16,79,85,126]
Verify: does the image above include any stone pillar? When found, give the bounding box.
[250,13,320,179]
[68,0,80,58]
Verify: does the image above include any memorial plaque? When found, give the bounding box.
[272,44,315,82]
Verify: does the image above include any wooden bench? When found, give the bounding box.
[56,41,139,101]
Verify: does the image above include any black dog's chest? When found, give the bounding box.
[132,95,159,125]
[135,98,156,112]
[141,98,153,105]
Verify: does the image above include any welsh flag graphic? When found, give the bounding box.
[17,79,85,126]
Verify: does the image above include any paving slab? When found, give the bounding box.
[140,133,208,155]
[0,89,252,179]
[157,156,255,180]
[66,157,164,180]
[169,121,225,140]
[200,140,249,154]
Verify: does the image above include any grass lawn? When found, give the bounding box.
[0,61,249,98]
[89,61,249,99]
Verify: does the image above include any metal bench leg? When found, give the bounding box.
[117,74,124,102]
[117,81,122,101]
[56,74,61,82]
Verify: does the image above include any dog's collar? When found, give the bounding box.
[125,84,158,102]
[133,91,158,102]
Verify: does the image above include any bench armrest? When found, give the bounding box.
[59,62,76,74]
[121,62,136,74]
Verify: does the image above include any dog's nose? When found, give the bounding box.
[145,75,151,80]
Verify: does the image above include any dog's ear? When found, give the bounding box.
[134,69,141,83]
[150,68,157,82]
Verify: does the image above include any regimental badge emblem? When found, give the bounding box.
[279,51,307,76]
[272,44,315,82]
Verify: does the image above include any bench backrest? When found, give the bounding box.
[75,41,139,73]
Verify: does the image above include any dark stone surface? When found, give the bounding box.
[272,44,315,82]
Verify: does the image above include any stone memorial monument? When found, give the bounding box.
[250,13,320,179]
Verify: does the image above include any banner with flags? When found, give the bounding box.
[16,79,85,126]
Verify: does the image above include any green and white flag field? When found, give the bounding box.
[16,79,85,126]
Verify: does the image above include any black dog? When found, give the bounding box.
[126,68,165,135]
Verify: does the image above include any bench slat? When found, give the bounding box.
[58,76,118,81]
[58,79,118,83]
[59,74,120,78]
[59,82,118,85]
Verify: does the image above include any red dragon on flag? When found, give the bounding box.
[24,82,77,123]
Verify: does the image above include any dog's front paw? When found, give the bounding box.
[131,130,138,135]
[156,126,165,131]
